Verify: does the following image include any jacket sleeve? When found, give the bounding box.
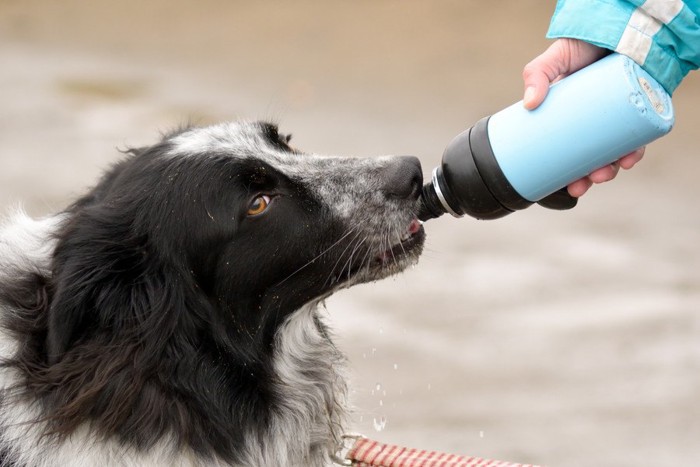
[547,0,700,94]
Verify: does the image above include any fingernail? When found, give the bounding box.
[523,87,536,108]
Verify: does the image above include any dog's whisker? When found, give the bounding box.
[324,229,365,287]
[345,236,368,281]
[275,226,360,287]
[332,233,365,284]
[394,226,408,264]
[358,244,374,277]
[343,237,363,280]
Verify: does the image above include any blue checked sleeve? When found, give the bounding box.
[547,0,700,94]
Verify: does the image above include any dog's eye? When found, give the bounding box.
[247,195,271,216]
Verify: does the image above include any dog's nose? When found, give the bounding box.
[379,156,423,200]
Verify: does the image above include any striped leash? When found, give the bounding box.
[333,435,542,467]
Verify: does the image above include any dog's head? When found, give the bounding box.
[48,121,425,361]
[0,121,425,463]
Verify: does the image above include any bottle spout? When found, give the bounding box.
[416,181,447,221]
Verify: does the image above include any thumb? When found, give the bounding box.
[522,42,570,110]
[522,67,551,110]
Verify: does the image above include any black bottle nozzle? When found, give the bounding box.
[417,118,520,221]
[416,167,462,221]
[417,116,578,222]
[417,179,447,221]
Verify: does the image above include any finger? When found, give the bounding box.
[523,39,610,110]
[522,43,570,110]
[567,177,593,197]
[589,162,621,184]
[522,77,550,110]
[619,147,645,169]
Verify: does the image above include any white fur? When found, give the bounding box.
[0,209,63,280]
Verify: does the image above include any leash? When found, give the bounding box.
[333,435,542,467]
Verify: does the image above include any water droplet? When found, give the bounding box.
[375,383,382,392]
[379,399,383,407]
[479,430,485,438]
[393,363,399,370]
[378,327,384,335]
[427,383,432,391]
[373,416,387,432]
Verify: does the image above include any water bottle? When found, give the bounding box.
[417,53,674,221]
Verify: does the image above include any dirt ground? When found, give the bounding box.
[1,1,698,465]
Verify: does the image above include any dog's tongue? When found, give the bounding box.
[408,219,421,234]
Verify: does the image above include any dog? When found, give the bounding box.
[0,121,425,466]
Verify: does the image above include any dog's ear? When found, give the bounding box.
[45,209,197,365]
[46,212,136,363]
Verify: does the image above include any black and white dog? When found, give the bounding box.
[0,121,425,466]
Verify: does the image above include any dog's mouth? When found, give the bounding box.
[325,217,425,289]
[372,218,424,267]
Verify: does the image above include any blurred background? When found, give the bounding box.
[1,1,698,465]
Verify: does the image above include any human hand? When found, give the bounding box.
[522,38,645,197]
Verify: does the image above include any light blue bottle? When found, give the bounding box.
[418,53,675,221]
